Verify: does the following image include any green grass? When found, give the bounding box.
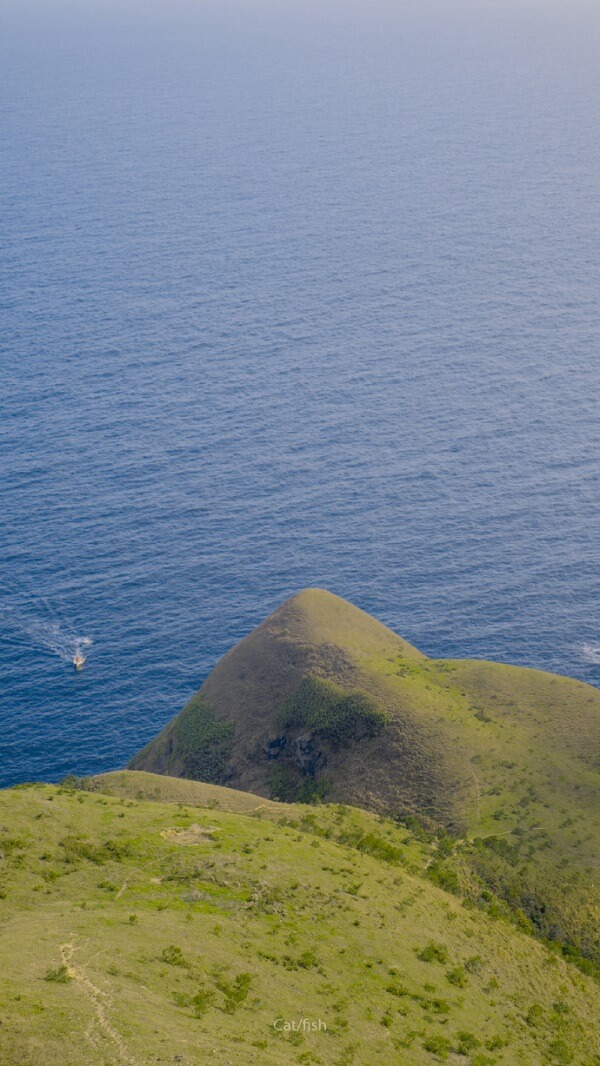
[277,675,387,745]
[132,694,234,784]
[130,590,600,970]
[1,773,600,1065]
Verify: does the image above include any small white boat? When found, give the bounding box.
[73,655,85,670]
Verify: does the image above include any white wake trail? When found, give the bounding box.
[0,599,92,666]
[581,642,600,666]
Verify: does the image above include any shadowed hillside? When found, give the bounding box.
[130,590,468,829]
[130,589,600,967]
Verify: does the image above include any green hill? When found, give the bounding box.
[130,590,600,967]
[1,771,599,1065]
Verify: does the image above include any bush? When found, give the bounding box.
[192,988,214,1015]
[417,942,449,964]
[437,836,455,857]
[464,955,483,973]
[58,774,95,792]
[427,862,460,894]
[485,1035,509,1050]
[525,1003,544,1027]
[278,676,387,747]
[296,777,331,804]
[44,965,71,983]
[59,835,132,864]
[548,1039,574,1064]
[446,965,467,988]
[423,1034,451,1059]
[216,972,252,1013]
[160,945,188,967]
[386,982,409,998]
[337,827,401,863]
[297,949,319,969]
[455,1031,480,1054]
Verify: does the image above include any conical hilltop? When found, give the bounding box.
[130,588,467,827]
[1,588,598,1066]
[130,587,600,969]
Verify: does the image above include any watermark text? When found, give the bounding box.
[273,1018,327,1033]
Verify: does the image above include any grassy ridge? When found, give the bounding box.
[130,590,600,968]
[1,772,599,1065]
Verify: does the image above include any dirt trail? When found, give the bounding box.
[60,939,137,1065]
[470,767,481,823]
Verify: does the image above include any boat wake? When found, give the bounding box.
[0,592,92,668]
[581,642,600,666]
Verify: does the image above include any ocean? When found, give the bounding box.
[1,2,599,786]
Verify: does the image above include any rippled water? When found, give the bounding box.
[1,4,599,786]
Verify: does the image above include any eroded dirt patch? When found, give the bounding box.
[160,824,220,845]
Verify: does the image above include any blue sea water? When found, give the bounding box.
[1,3,599,787]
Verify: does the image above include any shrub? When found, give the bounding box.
[464,955,483,973]
[437,836,455,857]
[423,1034,451,1059]
[525,1003,544,1027]
[446,966,467,988]
[216,972,252,1013]
[58,774,95,792]
[403,815,433,842]
[192,986,215,1015]
[297,777,331,804]
[160,945,188,967]
[427,862,460,894]
[59,835,132,864]
[297,949,319,969]
[553,1000,570,1015]
[44,965,71,983]
[548,1039,574,1064]
[486,1035,509,1050]
[277,676,387,747]
[337,827,401,863]
[455,1031,480,1054]
[386,982,409,998]
[0,837,27,859]
[417,942,449,964]
[425,997,451,1015]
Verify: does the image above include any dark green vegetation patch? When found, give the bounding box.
[278,675,387,746]
[170,696,234,783]
[267,763,332,804]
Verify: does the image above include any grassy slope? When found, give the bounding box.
[129,589,463,825]
[129,591,599,948]
[130,590,599,837]
[1,771,599,1066]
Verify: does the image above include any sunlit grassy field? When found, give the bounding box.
[1,772,598,1065]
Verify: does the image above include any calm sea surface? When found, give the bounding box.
[1,4,599,786]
